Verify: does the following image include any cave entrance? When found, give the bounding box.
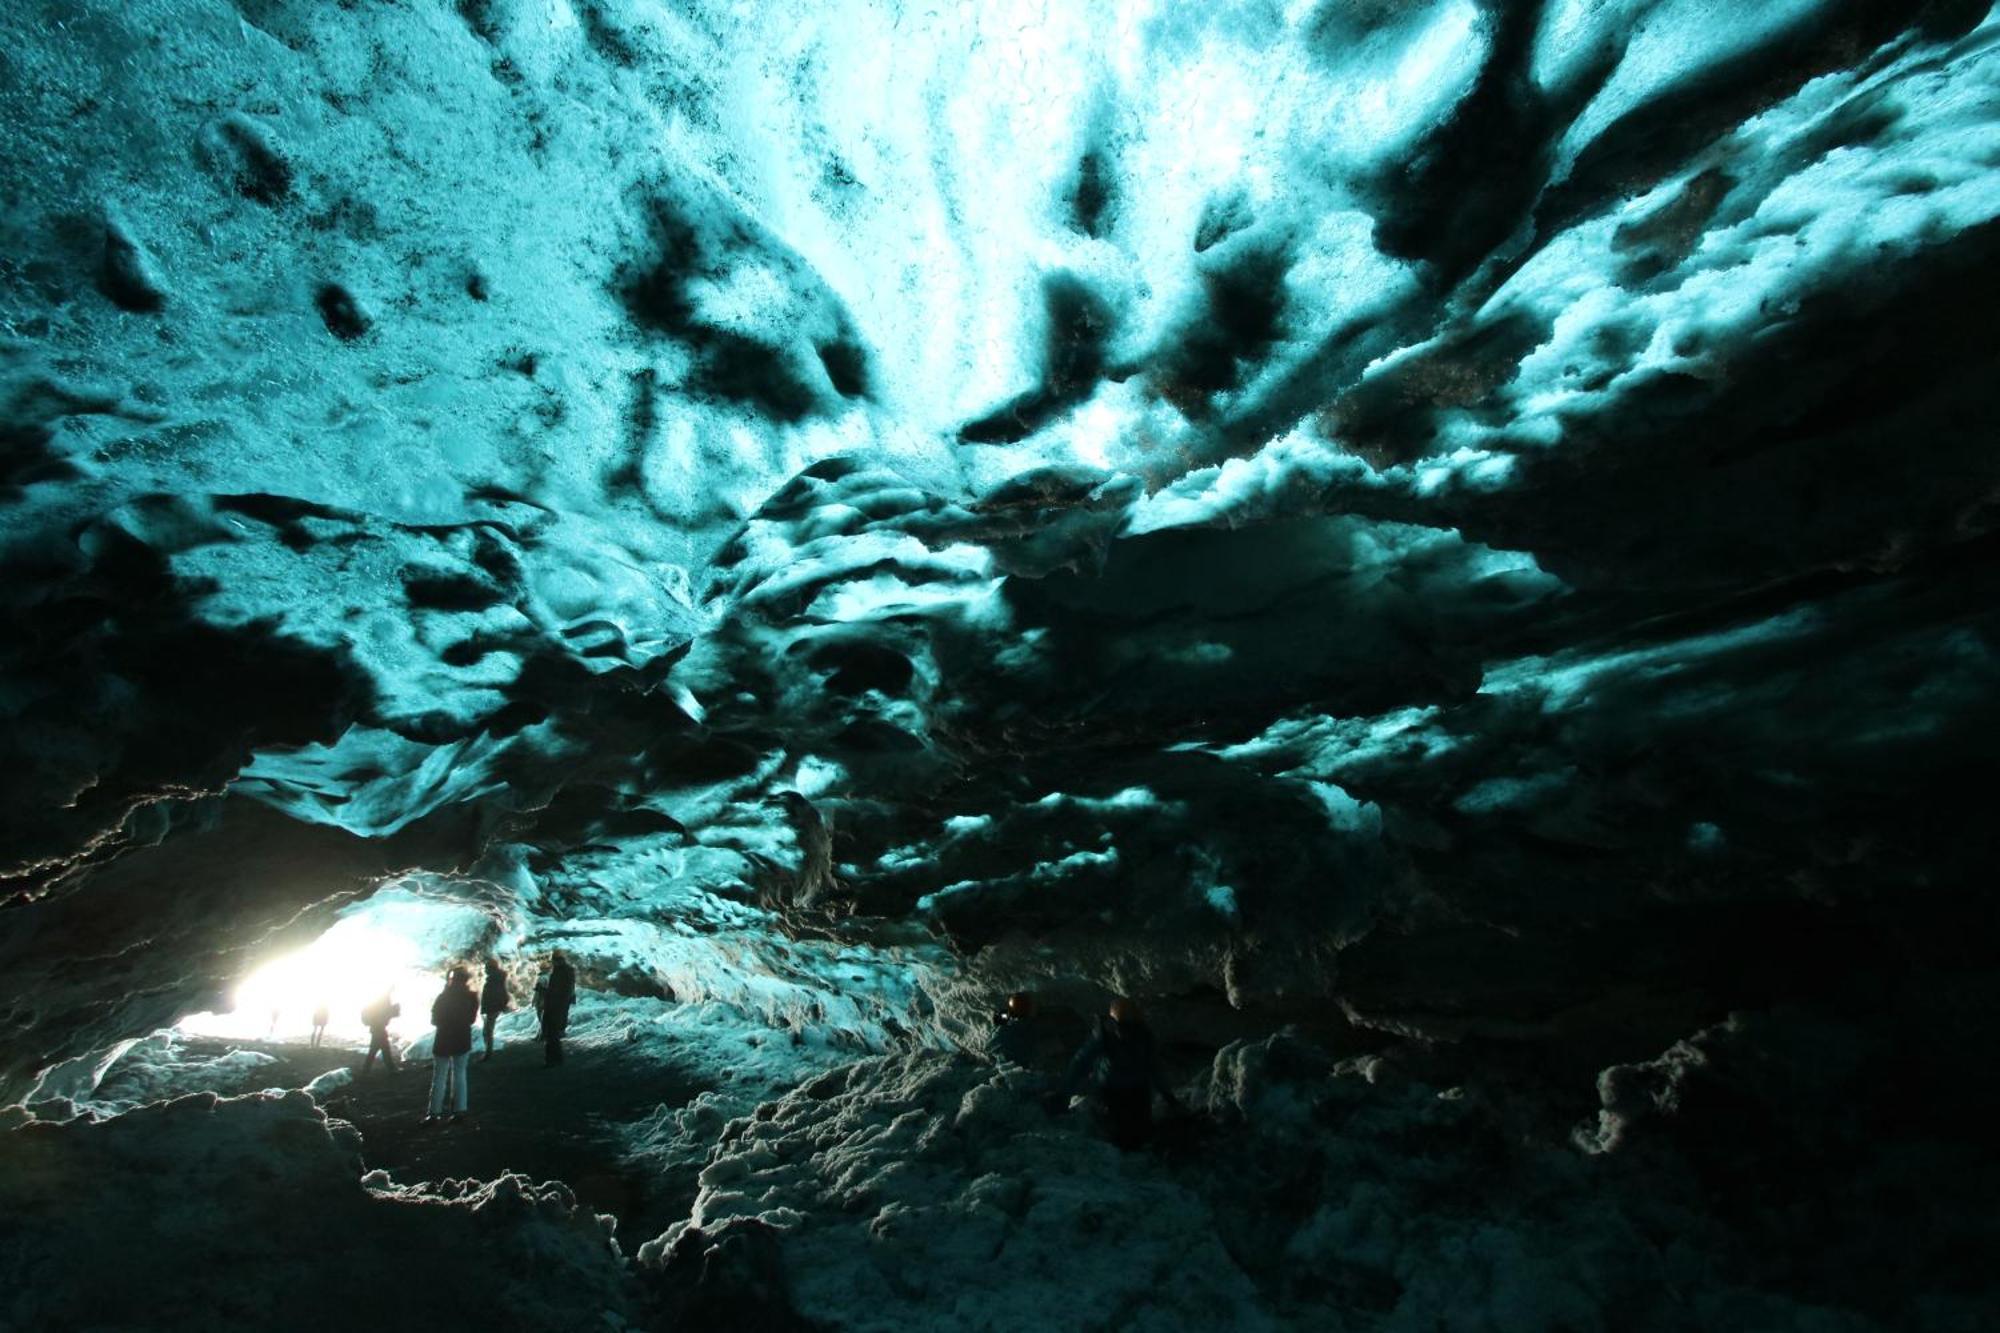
[177,889,504,1046]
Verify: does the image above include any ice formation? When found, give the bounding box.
[3,0,1998,1328]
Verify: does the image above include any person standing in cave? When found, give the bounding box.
[310,1001,330,1050]
[1054,997,1183,1150]
[479,959,510,1061]
[541,950,577,1067]
[987,991,1044,1071]
[425,965,480,1124]
[360,990,401,1075]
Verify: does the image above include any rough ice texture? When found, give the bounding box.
[1,0,1998,1326]
[5,0,1998,1085]
[630,1020,1998,1331]
[0,1089,640,1330]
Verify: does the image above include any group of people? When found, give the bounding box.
[347,955,1175,1145]
[356,951,578,1125]
[988,991,1186,1151]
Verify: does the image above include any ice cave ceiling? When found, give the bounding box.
[3,0,1999,1130]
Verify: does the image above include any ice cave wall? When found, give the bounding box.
[1,0,1998,1121]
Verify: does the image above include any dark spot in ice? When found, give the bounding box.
[455,0,500,43]
[606,367,660,494]
[671,735,769,780]
[959,273,1114,444]
[1363,3,1551,286]
[464,483,549,512]
[691,332,819,421]
[483,698,550,737]
[403,571,505,612]
[98,217,166,313]
[808,640,914,697]
[314,283,369,341]
[212,491,354,549]
[817,339,869,399]
[1153,244,1288,409]
[469,536,523,589]
[1193,192,1252,253]
[0,380,118,493]
[1042,273,1113,397]
[1069,148,1112,238]
[575,0,641,67]
[618,194,848,422]
[208,115,293,205]
[619,205,703,335]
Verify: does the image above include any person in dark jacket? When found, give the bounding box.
[479,959,510,1061]
[360,991,400,1074]
[986,991,1043,1070]
[1055,997,1182,1150]
[425,965,481,1123]
[541,951,577,1067]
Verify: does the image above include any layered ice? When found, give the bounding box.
[3,0,2000,1327]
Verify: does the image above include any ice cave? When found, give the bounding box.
[2,0,1998,1328]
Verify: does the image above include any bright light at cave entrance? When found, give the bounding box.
[178,891,501,1044]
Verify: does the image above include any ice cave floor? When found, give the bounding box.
[3,992,1995,1332]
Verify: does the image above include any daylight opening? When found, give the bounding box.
[178,889,504,1044]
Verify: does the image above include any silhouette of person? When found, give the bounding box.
[986,991,1043,1070]
[310,1002,330,1049]
[425,965,480,1124]
[479,959,510,1061]
[360,990,400,1075]
[1055,997,1183,1150]
[541,951,577,1067]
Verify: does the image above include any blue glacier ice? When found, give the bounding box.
[3,1,2000,1328]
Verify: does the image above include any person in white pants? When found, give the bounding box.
[429,1050,470,1119]
[424,965,481,1123]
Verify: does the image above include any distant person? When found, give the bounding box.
[1054,997,1183,1150]
[532,968,549,1040]
[986,991,1043,1070]
[267,1005,280,1038]
[310,1002,330,1049]
[479,959,510,1061]
[360,991,400,1075]
[425,965,480,1124]
[541,951,577,1067]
